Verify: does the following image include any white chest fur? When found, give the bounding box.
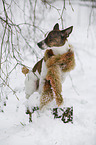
[50,41,69,55]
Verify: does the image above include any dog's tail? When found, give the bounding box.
[22,66,29,75]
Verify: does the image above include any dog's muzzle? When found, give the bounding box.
[37,40,48,50]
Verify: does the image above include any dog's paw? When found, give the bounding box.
[56,95,64,107]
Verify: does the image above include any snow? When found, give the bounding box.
[0,1,96,145]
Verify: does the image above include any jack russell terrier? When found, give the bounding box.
[22,23,75,109]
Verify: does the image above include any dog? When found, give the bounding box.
[22,23,75,109]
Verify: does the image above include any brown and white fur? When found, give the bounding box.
[22,23,75,109]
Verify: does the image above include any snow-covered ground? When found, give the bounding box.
[0,1,96,145]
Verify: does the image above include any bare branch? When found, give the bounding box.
[69,74,79,96]
[0,76,19,100]
[69,0,74,12]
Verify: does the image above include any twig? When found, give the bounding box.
[8,63,18,76]
[69,74,79,96]
[0,76,19,100]
[87,6,93,36]
[45,1,61,16]
[69,0,74,12]
[0,23,7,75]
[2,0,8,23]
[13,0,29,17]
[17,23,45,34]
[59,0,66,29]
[33,0,37,37]
[75,49,84,72]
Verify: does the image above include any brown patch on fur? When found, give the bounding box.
[32,58,44,74]
[44,49,54,61]
[22,66,29,75]
[46,65,63,106]
[40,80,54,109]
[61,50,75,72]
[36,79,39,90]
[46,50,75,72]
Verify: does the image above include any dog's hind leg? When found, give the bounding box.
[25,71,39,99]
[46,65,63,107]
[40,80,54,109]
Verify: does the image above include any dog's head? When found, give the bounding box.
[37,23,73,50]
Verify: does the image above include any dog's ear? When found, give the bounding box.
[61,26,73,38]
[53,23,59,30]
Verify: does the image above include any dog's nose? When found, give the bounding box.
[37,42,43,49]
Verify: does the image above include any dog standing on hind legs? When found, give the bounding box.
[22,23,75,110]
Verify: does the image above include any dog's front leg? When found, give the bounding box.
[46,65,63,106]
